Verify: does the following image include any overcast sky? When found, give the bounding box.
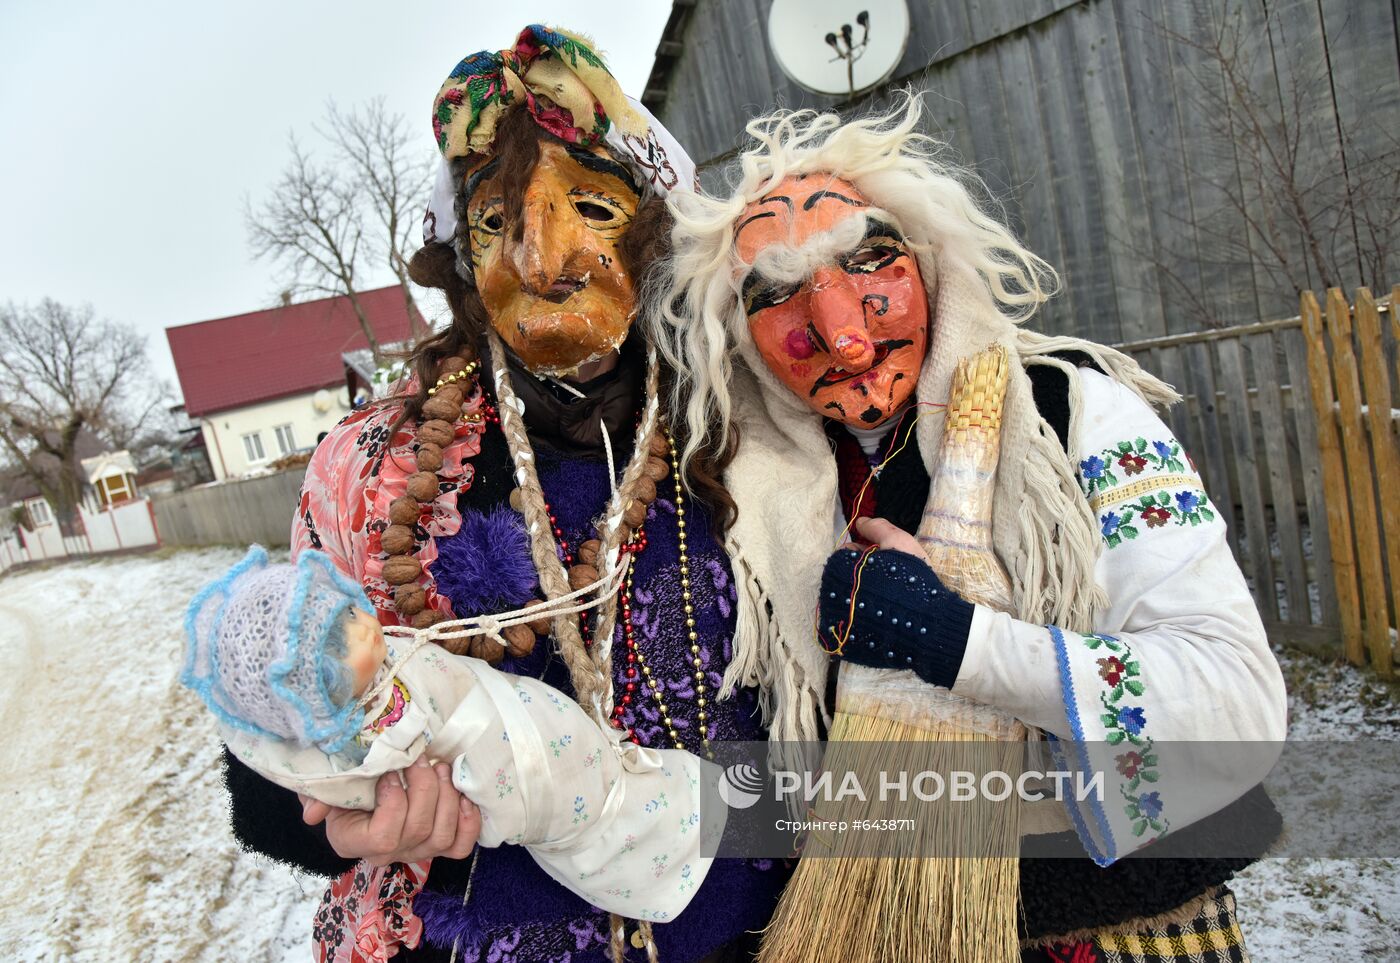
[0,1,673,391]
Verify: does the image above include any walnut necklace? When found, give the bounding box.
[375,337,712,759]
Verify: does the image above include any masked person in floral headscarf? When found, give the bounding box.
[222,26,791,963]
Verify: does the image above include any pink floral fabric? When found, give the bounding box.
[293,382,485,962]
[291,383,485,623]
[312,860,431,963]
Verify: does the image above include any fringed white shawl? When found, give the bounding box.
[717,261,1179,745]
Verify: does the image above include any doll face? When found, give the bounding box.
[736,175,929,427]
[343,608,387,697]
[464,139,640,376]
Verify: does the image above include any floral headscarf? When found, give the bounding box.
[422,24,696,244]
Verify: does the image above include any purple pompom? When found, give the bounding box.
[431,506,538,615]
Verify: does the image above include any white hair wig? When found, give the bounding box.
[646,91,1060,477]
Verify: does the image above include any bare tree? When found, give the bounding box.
[1143,1,1400,325]
[323,99,434,339]
[247,138,382,363]
[0,300,166,525]
[248,100,435,364]
[107,398,183,468]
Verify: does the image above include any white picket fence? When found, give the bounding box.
[0,497,161,575]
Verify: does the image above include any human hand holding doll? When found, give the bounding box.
[296,605,481,866]
[184,546,719,923]
[299,762,480,867]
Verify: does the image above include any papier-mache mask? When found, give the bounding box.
[465,137,641,374]
[422,25,696,376]
[736,174,930,427]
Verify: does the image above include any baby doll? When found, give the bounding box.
[182,545,720,924]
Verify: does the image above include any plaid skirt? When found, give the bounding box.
[1022,888,1249,963]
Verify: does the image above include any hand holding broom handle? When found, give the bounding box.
[760,344,1023,963]
[836,344,1023,740]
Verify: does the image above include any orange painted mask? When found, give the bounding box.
[736,175,929,427]
[465,139,640,375]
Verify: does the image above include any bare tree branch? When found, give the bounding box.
[247,136,380,362]
[0,300,169,523]
[322,99,434,338]
[248,100,435,363]
[1139,0,1400,310]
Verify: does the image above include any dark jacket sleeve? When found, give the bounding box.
[222,745,357,879]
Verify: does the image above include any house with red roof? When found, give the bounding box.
[166,286,414,480]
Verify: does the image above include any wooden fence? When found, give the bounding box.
[0,498,160,575]
[1116,286,1397,677]
[150,468,306,548]
[1299,288,1398,677]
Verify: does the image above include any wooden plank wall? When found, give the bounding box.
[658,0,1400,346]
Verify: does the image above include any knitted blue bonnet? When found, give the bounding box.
[181,545,375,753]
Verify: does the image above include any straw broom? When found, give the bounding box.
[759,345,1022,963]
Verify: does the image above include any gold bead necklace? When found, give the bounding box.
[617,428,712,760]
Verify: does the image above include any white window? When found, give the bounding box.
[273,423,297,455]
[26,498,52,526]
[242,431,266,463]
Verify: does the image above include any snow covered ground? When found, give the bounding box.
[0,548,320,962]
[0,548,1396,960]
[1231,651,1400,958]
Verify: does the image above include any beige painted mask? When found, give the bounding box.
[465,139,640,375]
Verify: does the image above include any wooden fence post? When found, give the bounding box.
[1301,291,1363,663]
[1393,286,1400,389]
[1217,337,1277,621]
[1325,288,1390,671]
[1354,288,1398,677]
[1251,331,1309,623]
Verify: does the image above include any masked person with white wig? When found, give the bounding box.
[220,26,789,963]
[648,93,1286,962]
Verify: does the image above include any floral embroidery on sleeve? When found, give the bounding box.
[1084,434,1216,549]
[1080,437,1187,495]
[1098,488,1216,548]
[1081,632,1168,839]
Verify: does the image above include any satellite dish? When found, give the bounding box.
[313,388,333,413]
[768,0,910,98]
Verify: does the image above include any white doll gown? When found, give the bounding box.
[220,640,723,923]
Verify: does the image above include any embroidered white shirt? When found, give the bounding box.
[953,368,1287,864]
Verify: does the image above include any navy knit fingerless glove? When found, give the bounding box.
[819,548,974,688]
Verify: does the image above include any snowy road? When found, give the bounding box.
[0,548,1395,959]
[0,548,317,962]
